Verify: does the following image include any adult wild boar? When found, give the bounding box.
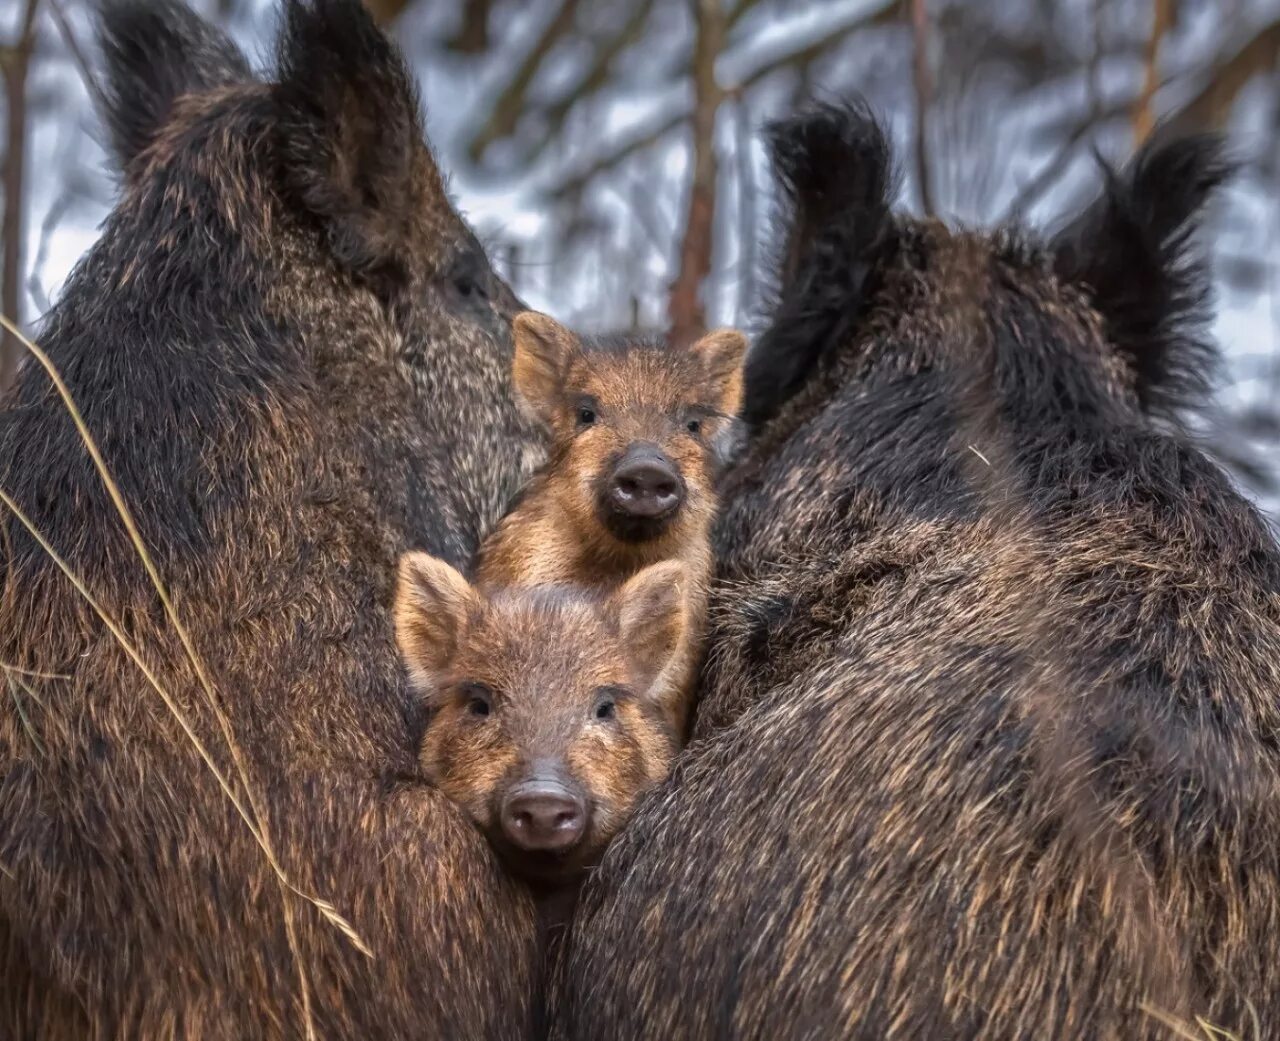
[551,104,1280,1039]
[0,1,542,1037]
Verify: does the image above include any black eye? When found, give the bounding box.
[686,418,702,435]
[462,683,493,717]
[449,251,491,302]
[592,687,626,721]
[454,274,487,300]
[578,406,597,427]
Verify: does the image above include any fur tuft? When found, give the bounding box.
[1052,133,1233,418]
[274,0,430,293]
[745,100,899,428]
[97,0,252,176]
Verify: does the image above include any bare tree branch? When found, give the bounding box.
[546,0,899,203]
[2,0,41,397]
[27,187,74,315]
[47,0,105,110]
[1133,0,1171,144]
[466,0,582,165]
[1004,2,1112,221]
[508,0,655,167]
[668,0,727,344]
[1163,18,1280,138]
[548,110,689,203]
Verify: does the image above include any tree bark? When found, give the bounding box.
[362,0,412,26]
[909,0,935,217]
[668,0,725,346]
[2,0,40,398]
[1133,0,1172,144]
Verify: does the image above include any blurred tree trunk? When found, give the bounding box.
[2,0,40,397]
[446,0,492,54]
[1133,0,1171,143]
[669,0,726,345]
[910,0,935,216]
[363,0,411,25]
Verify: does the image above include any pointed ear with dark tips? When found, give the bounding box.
[690,329,749,417]
[512,312,580,425]
[609,561,689,696]
[1052,133,1232,417]
[394,552,480,688]
[98,0,252,178]
[747,99,898,429]
[274,0,442,295]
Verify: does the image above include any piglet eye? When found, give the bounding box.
[593,687,625,721]
[686,418,702,435]
[578,406,597,427]
[461,683,493,718]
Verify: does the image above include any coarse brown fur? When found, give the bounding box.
[0,2,545,1037]
[549,102,1280,1040]
[477,313,747,736]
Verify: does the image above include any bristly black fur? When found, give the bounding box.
[97,0,252,176]
[1052,132,1233,419]
[743,100,899,429]
[274,0,427,293]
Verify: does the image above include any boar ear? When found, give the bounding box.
[98,0,252,179]
[274,0,443,296]
[610,561,689,696]
[394,552,479,686]
[512,312,580,425]
[747,100,897,429]
[1052,133,1231,418]
[690,329,749,417]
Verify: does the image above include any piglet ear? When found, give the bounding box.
[393,552,480,689]
[609,561,690,696]
[1052,133,1232,417]
[690,329,749,417]
[274,0,444,296]
[512,312,581,426]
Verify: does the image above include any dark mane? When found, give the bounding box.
[744,100,899,429]
[1051,133,1232,419]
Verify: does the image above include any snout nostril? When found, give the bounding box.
[608,455,685,520]
[501,784,587,853]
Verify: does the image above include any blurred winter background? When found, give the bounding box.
[2,0,1278,516]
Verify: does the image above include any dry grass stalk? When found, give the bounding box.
[1,314,377,1038]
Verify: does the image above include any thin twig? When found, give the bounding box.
[1004,114,1101,221]
[5,669,46,758]
[0,315,372,1038]
[466,0,582,164]
[0,660,70,680]
[46,0,106,110]
[545,0,898,203]
[668,0,727,343]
